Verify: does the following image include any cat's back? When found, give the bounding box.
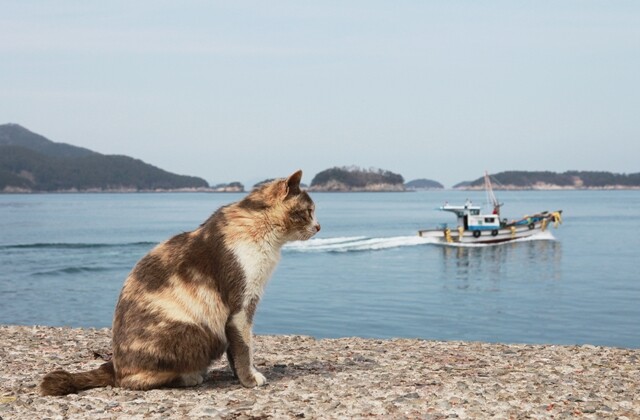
[124,207,244,286]
[113,208,245,341]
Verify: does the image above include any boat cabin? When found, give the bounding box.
[440,202,500,231]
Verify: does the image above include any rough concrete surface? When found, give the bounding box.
[0,325,638,419]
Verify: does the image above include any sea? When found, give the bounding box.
[1,190,638,349]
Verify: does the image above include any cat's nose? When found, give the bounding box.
[314,224,321,232]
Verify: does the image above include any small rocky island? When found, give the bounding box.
[309,166,406,192]
[405,178,444,190]
[211,182,245,192]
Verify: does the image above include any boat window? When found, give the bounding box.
[485,217,496,223]
[471,210,480,215]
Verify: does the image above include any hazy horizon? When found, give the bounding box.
[2,2,638,188]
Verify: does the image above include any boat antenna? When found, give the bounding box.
[484,170,503,216]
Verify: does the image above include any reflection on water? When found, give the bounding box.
[439,239,562,290]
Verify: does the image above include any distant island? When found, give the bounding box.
[404,178,444,190]
[309,166,406,192]
[0,124,212,193]
[211,182,245,192]
[454,171,640,190]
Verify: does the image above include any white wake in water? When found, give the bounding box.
[284,231,556,252]
[284,235,434,253]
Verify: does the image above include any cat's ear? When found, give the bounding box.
[282,170,303,198]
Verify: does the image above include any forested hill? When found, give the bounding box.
[454,171,640,189]
[0,124,210,192]
[0,123,95,158]
[310,166,406,191]
[405,178,444,190]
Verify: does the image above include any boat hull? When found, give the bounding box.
[418,217,559,244]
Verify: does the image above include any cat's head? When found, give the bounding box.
[239,170,320,242]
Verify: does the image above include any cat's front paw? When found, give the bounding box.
[252,369,267,386]
[240,368,267,388]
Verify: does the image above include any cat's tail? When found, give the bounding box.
[40,361,116,396]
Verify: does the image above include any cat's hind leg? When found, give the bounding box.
[118,370,180,390]
[118,369,208,389]
[173,371,205,387]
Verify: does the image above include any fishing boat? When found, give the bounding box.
[418,172,562,244]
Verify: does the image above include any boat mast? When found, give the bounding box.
[484,170,502,216]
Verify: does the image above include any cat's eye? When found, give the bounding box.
[307,209,313,217]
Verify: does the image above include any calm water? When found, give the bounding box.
[1,191,638,348]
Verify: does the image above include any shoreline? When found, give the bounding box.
[1,325,638,419]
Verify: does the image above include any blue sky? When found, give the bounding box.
[1,1,639,187]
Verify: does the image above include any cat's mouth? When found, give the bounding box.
[298,224,321,241]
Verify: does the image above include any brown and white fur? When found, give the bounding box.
[40,170,320,395]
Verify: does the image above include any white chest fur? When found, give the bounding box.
[229,239,281,305]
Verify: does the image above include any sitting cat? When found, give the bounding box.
[40,170,320,395]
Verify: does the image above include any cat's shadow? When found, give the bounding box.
[199,358,373,390]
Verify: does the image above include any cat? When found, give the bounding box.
[40,170,320,395]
